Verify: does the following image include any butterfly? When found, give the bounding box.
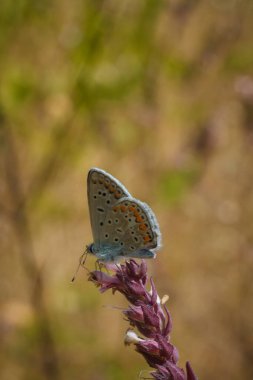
[86,168,161,262]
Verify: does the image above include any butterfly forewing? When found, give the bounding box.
[87,168,131,245]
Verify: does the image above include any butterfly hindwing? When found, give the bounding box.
[100,197,161,258]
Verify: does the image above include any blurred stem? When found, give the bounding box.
[237,141,253,379]
[2,123,60,380]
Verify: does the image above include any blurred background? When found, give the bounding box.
[0,1,253,379]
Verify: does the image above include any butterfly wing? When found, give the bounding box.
[100,197,161,259]
[87,168,131,246]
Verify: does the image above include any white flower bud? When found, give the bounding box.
[124,330,143,345]
[161,294,169,305]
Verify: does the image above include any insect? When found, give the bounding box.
[86,168,161,262]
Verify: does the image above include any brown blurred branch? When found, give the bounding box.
[237,123,253,379]
[1,122,60,380]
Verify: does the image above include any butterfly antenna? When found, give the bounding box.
[71,249,88,282]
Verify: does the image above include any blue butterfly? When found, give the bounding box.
[86,168,161,262]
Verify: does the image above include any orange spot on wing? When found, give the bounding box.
[143,235,151,242]
[135,215,143,223]
[115,191,121,199]
[109,185,115,193]
[139,224,147,231]
[120,205,127,212]
[129,206,136,212]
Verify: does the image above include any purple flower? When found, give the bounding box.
[88,260,198,380]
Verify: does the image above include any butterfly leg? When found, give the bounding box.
[95,259,105,272]
[80,249,88,268]
[71,249,89,282]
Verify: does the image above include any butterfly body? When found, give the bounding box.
[87,243,122,262]
[87,168,161,262]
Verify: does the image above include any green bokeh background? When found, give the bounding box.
[1,1,253,379]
